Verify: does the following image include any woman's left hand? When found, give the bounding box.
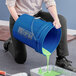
[53,19,61,29]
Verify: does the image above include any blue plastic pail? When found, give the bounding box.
[13,14,61,54]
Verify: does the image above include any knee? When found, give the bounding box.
[58,14,67,26]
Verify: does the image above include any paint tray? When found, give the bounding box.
[30,65,76,76]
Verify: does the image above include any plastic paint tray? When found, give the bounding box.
[30,65,76,76]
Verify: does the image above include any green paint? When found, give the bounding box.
[38,68,43,74]
[38,48,61,76]
[42,48,51,56]
[39,70,60,76]
[42,48,51,72]
[44,71,60,76]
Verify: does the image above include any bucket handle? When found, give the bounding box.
[31,16,46,41]
[31,17,41,41]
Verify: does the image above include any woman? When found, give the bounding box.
[4,0,76,72]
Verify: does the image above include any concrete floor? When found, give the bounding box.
[0,40,76,76]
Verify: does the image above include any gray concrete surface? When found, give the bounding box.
[0,40,76,76]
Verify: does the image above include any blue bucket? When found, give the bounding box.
[13,14,62,55]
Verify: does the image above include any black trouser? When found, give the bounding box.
[8,10,69,63]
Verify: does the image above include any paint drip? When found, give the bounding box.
[38,48,61,76]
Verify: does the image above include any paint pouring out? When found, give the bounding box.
[38,48,61,76]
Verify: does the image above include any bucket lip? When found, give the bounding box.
[42,26,55,54]
[38,22,54,54]
[39,25,62,54]
[52,28,62,53]
[43,28,62,54]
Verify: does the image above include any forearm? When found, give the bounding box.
[48,5,61,29]
[7,6,18,21]
[48,5,59,21]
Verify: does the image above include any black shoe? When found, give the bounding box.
[3,38,27,64]
[55,57,76,72]
[3,38,11,52]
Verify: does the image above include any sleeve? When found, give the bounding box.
[6,0,16,7]
[43,0,56,8]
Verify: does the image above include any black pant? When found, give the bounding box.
[8,10,69,63]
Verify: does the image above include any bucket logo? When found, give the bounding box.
[18,27,34,40]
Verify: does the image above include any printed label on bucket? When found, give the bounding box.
[18,27,34,40]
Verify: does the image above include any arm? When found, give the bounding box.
[48,5,61,29]
[7,6,18,21]
[6,0,18,21]
[43,0,61,29]
[48,5,59,22]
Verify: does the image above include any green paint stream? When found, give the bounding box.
[38,47,61,76]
